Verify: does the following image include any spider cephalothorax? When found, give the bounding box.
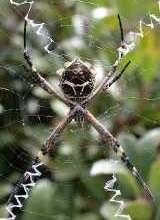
[59,58,95,102]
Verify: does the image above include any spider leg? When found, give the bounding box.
[81,66,118,105]
[82,108,154,201]
[23,20,73,106]
[82,15,128,106]
[118,14,124,45]
[104,60,131,90]
[6,107,77,218]
[81,61,130,105]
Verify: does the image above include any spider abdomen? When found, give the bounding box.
[59,59,95,101]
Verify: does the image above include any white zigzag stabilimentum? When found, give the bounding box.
[104,174,132,220]
[3,162,43,220]
[118,1,160,60]
[9,0,55,54]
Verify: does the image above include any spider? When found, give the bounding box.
[6,15,153,220]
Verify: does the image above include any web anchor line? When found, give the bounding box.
[3,159,44,220]
[104,174,132,220]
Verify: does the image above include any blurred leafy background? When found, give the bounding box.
[0,0,160,219]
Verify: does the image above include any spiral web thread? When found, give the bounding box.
[104,174,131,220]
[3,0,160,219]
[0,162,43,220]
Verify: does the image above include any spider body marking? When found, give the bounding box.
[59,58,95,101]
[58,58,95,125]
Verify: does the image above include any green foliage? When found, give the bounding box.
[0,0,160,219]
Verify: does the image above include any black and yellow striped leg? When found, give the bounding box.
[117,144,154,200]
[84,109,154,201]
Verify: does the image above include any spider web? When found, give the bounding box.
[0,0,160,220]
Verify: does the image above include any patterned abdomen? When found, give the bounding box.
[59,58,95,102]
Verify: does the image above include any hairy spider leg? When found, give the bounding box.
[84,109,154,201]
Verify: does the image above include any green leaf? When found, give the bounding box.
[118,133,137,162]
[0,205,6,219]
[138,129,160,179]
[100,202,120,220]
[100,201,152,220]
[118,173,140,198]
[148,160,160,200]
[74,213,100,220]
[139,128,160,152]
[124,201,152,220]
[0,183,11,198]
[21,180,55,220]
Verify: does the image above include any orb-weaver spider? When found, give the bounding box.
[6,15,153,220]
